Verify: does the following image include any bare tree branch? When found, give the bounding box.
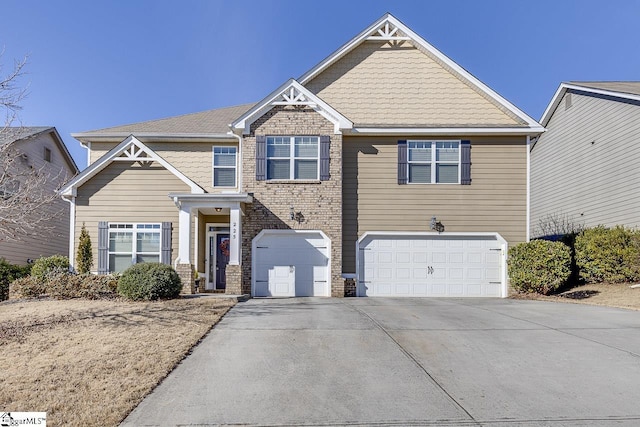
[0,52,69,242]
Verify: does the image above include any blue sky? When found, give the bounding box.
[2,0,640,167]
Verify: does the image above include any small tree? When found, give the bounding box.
[76,223,93,274]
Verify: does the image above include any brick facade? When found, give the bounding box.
[176,263,195,295]
[239,105,344,296]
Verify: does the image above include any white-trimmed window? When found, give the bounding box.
[108,223,161,273]
[212,146,237,187]
[408,140,460,184]
[266,136,319,180]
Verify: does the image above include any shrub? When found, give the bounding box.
[30,255,70,281]
[117,263,182,301]
[0,259,32,301]
[574,226,640,283]
[9,276,47,299]
[508,239,571,295]
[45,271,118,300]
[76,223,93,274]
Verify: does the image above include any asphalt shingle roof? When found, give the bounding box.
[0,126,53,146]
[569,81,640,97]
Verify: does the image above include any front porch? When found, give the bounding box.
[168,193,253,295]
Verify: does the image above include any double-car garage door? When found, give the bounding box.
[357,232,507,297]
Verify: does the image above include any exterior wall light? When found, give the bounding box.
[430,216,445,233]
[290,206,304,224]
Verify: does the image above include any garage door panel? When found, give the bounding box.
[358,234,505,298]
[253,231,330,297]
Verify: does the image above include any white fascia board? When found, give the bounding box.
[72,132,235,144]
[299,13,541,131]
[540,82,640,126]
[60,135,205,196]
[349,126,545,136]
[168,193,253,205]
[357,231,507,245]
[231,79,353,135]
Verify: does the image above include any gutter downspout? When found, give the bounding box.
[526,135,531,242]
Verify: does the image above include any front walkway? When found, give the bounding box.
[122,298,640,426]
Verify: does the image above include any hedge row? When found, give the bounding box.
[4,256,183,302]
[509,225,640,294]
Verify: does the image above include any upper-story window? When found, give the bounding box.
[408,141,460,184]
[44,147,52,162]
[267,136,319,180]
[212,146,237,187]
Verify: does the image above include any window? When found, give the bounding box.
[408,141,460,184]
[108,223,161,273]
[266,136,319,180]
[44,147,51,162]
[212,147,237,187]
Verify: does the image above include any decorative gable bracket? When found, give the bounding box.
[367,20,410,42]
[114,142,152,163]
[230,79,353,135]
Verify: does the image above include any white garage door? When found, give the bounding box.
[357,232,506,297]
[252,230,330,297]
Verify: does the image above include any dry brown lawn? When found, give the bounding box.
[511,282,640,310]
[0,297,235,427]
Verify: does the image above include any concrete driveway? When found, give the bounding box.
[122,298,640,426]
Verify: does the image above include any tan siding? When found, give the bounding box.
[342,135,527,272]
[531,92,640,236]
[0,133,75,265]
[305,41,521,127]
[74,162,190,272]
[88,141,237,193]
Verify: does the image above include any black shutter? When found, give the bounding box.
[97,221,108,274]
[256,135,266,181]
[319,135,330,181]
[461,140,471,185]
[161,222,172,265]
[397,140,408,184]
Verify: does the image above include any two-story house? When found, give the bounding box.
[1,127,78,264]
[60,13,543,298]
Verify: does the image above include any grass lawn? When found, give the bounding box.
[0,297,235,427]
[511,282,640,310]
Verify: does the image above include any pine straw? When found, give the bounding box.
[0,297,235,426]
[510,282,640,311]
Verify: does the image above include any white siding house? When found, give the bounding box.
[531,82,640,238]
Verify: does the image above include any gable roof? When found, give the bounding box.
[230,79,353,135]
[299,13,544,134]
[1,126,79,173]
[60,135,204,197]
[72,104,254,143]
[540,81,640,126]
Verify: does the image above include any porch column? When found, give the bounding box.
[178,204,192,264]
[229,206,241,265]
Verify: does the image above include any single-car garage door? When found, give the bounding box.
[357,232,507,297]
[252,230,331,297]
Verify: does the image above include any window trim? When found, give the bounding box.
[44,147,52,162]
[212,146,238,188]
[407,140,461,184]
[266,136,320,181]
[107,223,162,273]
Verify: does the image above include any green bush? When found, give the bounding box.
[0,259,32,301]
[117,263,182,301]
[76,223,93,274]
[9,276,47,299]
[30,255,70,282]
[574,226,640,283]
[508,240,571,295]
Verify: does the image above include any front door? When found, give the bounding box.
[215,234,230,289]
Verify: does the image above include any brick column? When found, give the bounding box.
[225,264,242,295]
[344,278,356,297]
[176,263,195,294]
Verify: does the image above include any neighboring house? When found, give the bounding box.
[0,127,79,265]
[60,14,543,298]
[531,82,640,238]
